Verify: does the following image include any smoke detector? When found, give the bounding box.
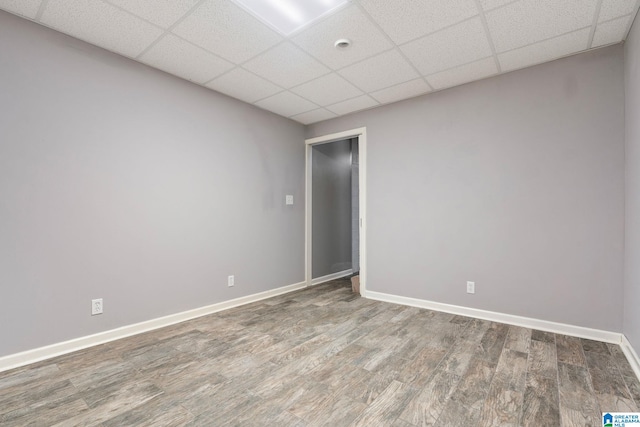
[334,38,351,49]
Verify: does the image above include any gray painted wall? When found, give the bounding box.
[0,11,305,357]
[312,140,352,278]
[308,46,625,332]
[625,16,640,352]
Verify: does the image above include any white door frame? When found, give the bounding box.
[305,127,367,296]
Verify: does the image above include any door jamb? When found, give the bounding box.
[305,127,367,296]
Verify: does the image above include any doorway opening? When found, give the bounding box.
[305,127,367,296]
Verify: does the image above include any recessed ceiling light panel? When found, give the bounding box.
[232,0,349,35]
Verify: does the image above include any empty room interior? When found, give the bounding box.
[2,0,640,425]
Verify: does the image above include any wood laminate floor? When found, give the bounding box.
[1,279,639,426]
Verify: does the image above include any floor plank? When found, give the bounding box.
[437,356,495,426]
[477,349,527,427]
[556,335,587,367]
[503,326,531,354]
[558,362,601,427]
[399,369,461,425]
[521,373,560,427]
[527,340,558,379]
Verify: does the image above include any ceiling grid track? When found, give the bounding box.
[132,0,209,60]
[473,0,502,73]
[34,0,49,21]
[351,2,435,92]
[588,0,605,49]
[625,0,640,39]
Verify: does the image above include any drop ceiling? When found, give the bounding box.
[1,0,638,124]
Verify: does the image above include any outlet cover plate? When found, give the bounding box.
[92,298,103,315]
[466,281,475,294]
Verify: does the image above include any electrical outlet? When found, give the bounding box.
[285,195,294,205]
[467,281,475,294]
[228,275,234,287]
[92,298,103,315]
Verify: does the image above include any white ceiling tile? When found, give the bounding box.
[592,15,631,47]
[486,0,597,52]
[291,73,362,106]
[255,91,318,117]
[105,0,199,29]
[479,0,517,12]
[339,49,419,92]
[139,34,233,84]
[292,5,392,70]
[40,0,163,58]
[401,17,492,77]
[598,0,638,23]
[172,0,282,64]
[358,0,479,45]
[0,0,42,19]
[243,42,330,89]
[326,95,379,115]
[370,78,432,104]
[426,57,497,90]
[498,28,590,72]
[206,68,281,103]
[290,108,337,125]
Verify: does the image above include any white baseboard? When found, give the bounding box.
[311,269,353,286]
[366,290,622,344]
[0,281,307,373]
[621,335,640,381]
[4,282,633,379]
